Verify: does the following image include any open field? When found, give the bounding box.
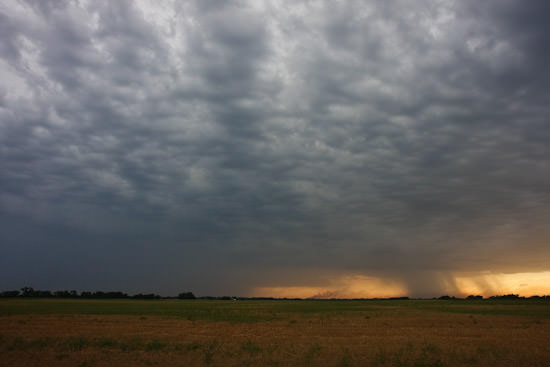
[1,299,549,366]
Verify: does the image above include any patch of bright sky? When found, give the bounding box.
[253,271,550,298]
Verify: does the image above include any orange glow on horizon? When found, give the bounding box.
[455,271,550,297]
[252,275,408,299]
[251,271,550,299]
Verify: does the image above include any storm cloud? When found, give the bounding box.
[1,0,549,297]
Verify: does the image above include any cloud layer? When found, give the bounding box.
[1,0,549,296]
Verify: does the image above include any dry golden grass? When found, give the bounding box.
[1,301,549,366]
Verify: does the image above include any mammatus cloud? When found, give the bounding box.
[1,0,549,297]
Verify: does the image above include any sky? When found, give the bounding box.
[1,0,550,298]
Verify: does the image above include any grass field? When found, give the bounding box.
[1,298,549,366]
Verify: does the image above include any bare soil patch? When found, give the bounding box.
[1,302,549,366]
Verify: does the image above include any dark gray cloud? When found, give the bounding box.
[1,0,549,297]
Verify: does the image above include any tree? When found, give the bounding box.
[466,295,483,300]
[21,287,36,297]
[178,292,196,299]
[0,290,20,297]
[54,290,71,298]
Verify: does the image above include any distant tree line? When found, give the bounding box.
[0,287,188,300]
[0,288,281,300]
[1,288,549,300]
[438,294,550,300]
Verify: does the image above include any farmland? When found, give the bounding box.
[1,298,549,366]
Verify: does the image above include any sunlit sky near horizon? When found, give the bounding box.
[1,0,550,298]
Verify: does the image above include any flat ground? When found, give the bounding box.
[1,299,549,366]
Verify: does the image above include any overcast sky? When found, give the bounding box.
[1,0,549,297]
